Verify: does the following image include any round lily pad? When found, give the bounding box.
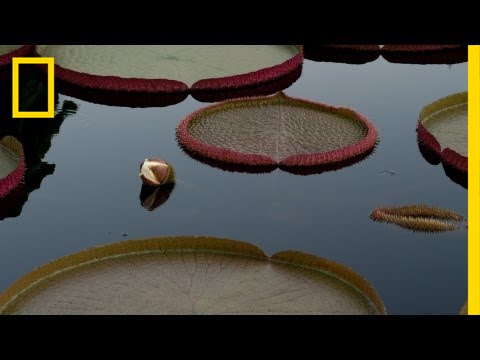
[417,92,467,174]
[0,237,386,315]
[35,46,303,102]
[177,92,378,170]
[304,45,381,64]
[381,45,467,64]
[0,136,26,198]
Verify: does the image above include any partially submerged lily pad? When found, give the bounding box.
[370,205,464,233]
[177,92,378,170]
[417,92,467,174]
[381,45,467,64]
[0,136,25,198]
[35,46,303,107]
[0,236,385,315]
[304,45,381,64]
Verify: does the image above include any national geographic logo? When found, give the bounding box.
[12,57,54,118]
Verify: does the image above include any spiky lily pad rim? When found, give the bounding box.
[0,136,26,198]
[0,45,35,68]
[34,46,303,94]
[177,92,378,167]
[417,91,467,173]
[0,236,386,315]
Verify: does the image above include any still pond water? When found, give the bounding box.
[0,57,467,315]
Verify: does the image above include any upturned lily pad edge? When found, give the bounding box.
[0,136,26,198]
[0,236,386,315]
[34,46,304,94]
[417,91,467,173]
[0,45,35,68]
[176,92,378,168]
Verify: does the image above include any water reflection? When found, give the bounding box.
[0,69,78,220]
[304,45,380,64]
[381,46,468,65]
[179,142,375,175]
[304,45,467,65]
[417,140,467,189]
[139,183,175,211]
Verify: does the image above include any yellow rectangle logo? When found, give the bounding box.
[12,57,54,118]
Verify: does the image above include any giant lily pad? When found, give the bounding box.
[381,45,467,64]
[177,92,378,171]
[0,237,386,315]
[417,92,467,175]
[0,136,25,198]
[35,46,303,106]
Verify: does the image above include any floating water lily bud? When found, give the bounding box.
[139,158,175,186]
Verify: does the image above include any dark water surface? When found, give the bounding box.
[0,58,467,314]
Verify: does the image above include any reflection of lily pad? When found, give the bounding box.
[304,45,381,64]
[460,301,468,315]
[177,92,377,170]
[0,136,25,198]
[381,45,467,64]
[36,46,302,98]
[417,92,467,174]
[370,205,464,233]
[0,237,385,315]
[0,45,34,68]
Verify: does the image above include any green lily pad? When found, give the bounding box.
[177,92,377,169]
[0,237,385,315]
[0,45,23,55]
[36,45,301,89]
[417,92,467,175]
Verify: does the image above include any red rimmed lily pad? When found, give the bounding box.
[381,45,467,64]
[0,236,386,315]
[0,45,34,68]
[304,45,381,64]
[0,136,26,198]
[35,45,303,107]
[177,92,378,171]
[417,92,467,181]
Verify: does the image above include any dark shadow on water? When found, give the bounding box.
[0,69,78,220]
[382,47,468,65]
[304,45,380,64]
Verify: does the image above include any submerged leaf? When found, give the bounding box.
[370,205,464,233]
[0,237,385,315]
